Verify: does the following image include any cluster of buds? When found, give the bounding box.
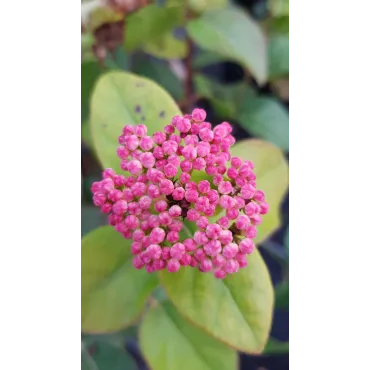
[91,109,269,279]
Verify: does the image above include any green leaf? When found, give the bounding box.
[81,205,107,237]
[187,8,267,85]
[269,0,289,17]
[268,34,289,79]
[82,61,101,122]
[189,0,228,13]
[269,15,289,35]
[275,281,289,309]
[263,338,289,354]
[193,50,230,68]
[140,301,237,370]
[194,74,256,117]
[143,32,187,60]
[82,3,123,33]
[230,139,289,244]
[125,4,183,51]
[284,226,289,255]
[238,97,289,151]
[90,71,182,172]
[81,340,137,370]
[81,226,158,333]
[132,57,184,101]
[160,250,274,354]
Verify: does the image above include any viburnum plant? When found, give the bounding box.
[91,108,269,278]
[81,69,289,369]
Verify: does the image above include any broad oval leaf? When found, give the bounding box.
[143,32,187,60]
[187,8,267,85]
[81,226,158,333]
[230,139,289,244]
[238,97,289,151]
[159,250,274,354]
[90,71,182,172]
[268,34,289,80]
[140,301,237,370]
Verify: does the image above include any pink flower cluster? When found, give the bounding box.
[91,109,269,278]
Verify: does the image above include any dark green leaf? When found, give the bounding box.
[82,61,101,122]
[140,301,237,370]
[187,8,267,84]
[269,34,289,79]
[263,338,289,354]
[275,281,289,309]
[132,57,184,101]
[238,97,289,151]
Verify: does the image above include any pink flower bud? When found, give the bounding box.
[222,243,239,259]
[169,205,182,217]
[133,255,145,269]
[93,193,106,207]
[159,211,172,226]
[184,238,197,252]
[153,131,166,144]
[167,154,180,167]
[217,216,230,229]
[224,259,239,274]
[192,108,206,122]
[135,124,147,137]
[179,173,191,184]
[162,140,178,155]
[139,136,154,151]
[194,231,208,245]
[180,160,193,173]
[259,201,269,214]
[131,241,142,255]
[180,254,192,266]
[126,135,140,151]
[164,164,178,178]
[138,195,152,210]
[140,152,156,168]
[226,208,239,220]
[167,231,180,243]
[214,269,226,279]
[147,184,160,199]
[159,179,175,195]
[240,184,256,199]
[199,128,214,142]
[112,200,128,215]
[204,240,222,256]
[150,227,166,244]
[185,189,199,203]
[205,223,222,239]
[176,118,192,133]
[236,215,250,230]
[187,208,200,221]
[162,247,171,260]
[147,244,162,260]
[239,238,255,254]
[200,259,213,272]
[172,187,185,200]
[127,159,143,175]
[170,243,185,260]
[245,225,257,239]
[167,258,180,272]
[218,181,233,194]
[219,195,236,209]
[198,180,210,194]
[196,216,209,229]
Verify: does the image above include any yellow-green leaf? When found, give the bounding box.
[160,250,274,354]
[230,139,288,244]
[140,301,237,370]
[81,226,158,333]
[90,71,181,172]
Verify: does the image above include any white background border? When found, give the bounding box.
[0,0,369,369]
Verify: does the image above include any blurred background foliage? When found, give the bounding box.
[81,0,288,369]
